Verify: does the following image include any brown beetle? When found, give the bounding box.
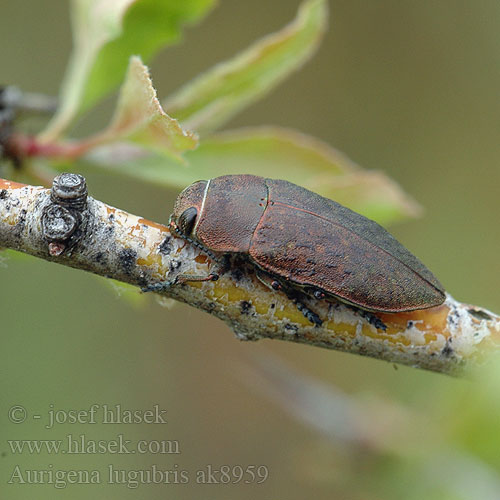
[146,175,445,326]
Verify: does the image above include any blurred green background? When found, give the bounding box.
[1,1,499,499]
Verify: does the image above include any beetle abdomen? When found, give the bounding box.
[248,178,445,312]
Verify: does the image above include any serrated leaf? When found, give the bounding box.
[164,0,328,135]
[87,126,420,225]
[40,0,215,142]
[88,56,197,161]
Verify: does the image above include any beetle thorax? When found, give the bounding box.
[182,175,269,254]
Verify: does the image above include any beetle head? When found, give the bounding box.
[170,180,207,237]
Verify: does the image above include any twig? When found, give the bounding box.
[0,174,498,375]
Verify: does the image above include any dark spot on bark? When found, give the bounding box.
[407,320,414,329]
[442,345,453,357]
[169,260,181,272]
[468,309,492,321]
[118,248,137,275]
[206,302,216,312]
[108,213,115,221]
[447,309,460,328]
[93,252,106,264]
[442,338,453,357]
[240,300,252,314]
[284,323,298,334]
[0,189,7,200]
[232,268,244,282]
[105,225,114,236]
[138,277,148,288]
[270,303,275,309]
[159,236,172,255]
[15,209,27,235]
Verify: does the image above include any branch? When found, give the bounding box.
[1,174,498,375]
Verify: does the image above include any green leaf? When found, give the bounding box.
[40,0,215,142]
[164,0,328,135]
[87,126,421,225]
[86,56,198,161]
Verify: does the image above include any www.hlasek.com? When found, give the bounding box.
[8,434,180,455]
[8,464,270,489]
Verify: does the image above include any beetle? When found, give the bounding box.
[145,174,446,327]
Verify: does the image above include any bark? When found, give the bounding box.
[1,175,498,375]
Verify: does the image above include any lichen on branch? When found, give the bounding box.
[0,175,498,376]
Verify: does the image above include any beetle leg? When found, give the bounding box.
[359,310,387,331]
[292,297,323,327]
[344,305,387,331]
[142,221,226,292]
[303,287,326,301]
[170,220,223,265]
[256,270,284,292]
[176,272,219,284]
[255,270,323,327]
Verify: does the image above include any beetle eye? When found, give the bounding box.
[177,207,198,235]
